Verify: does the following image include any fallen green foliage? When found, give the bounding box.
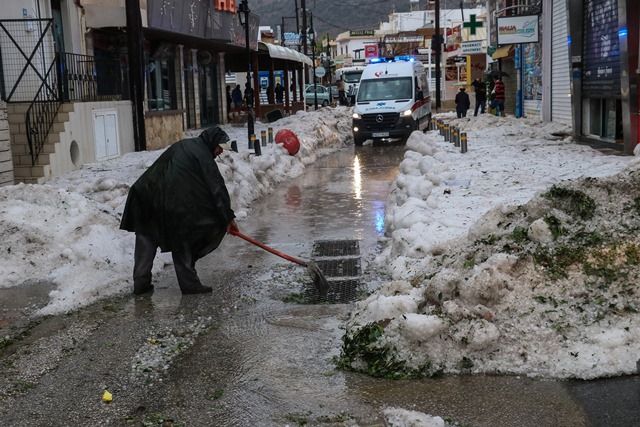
[335,322,438,379]
[543,186,596,220]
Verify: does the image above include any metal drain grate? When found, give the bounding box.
[312,240,360,258]
[315,259,360,277]
[307,240,362,303]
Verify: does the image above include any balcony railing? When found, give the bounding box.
[22,52,124,165]
[59,52,124,102]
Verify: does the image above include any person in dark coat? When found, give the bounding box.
[231,84,242,109]
[244,83,254,108]
[471,78,486,116]
[455,87,471,118]
[274,83,285,104]
[120,126,239,295]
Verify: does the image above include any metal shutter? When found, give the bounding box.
[551,0,572,124]
[581,0,621,96]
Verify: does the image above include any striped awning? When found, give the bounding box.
[259,42,313,66]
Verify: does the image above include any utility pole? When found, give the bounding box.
[301,0,307,56]
[309,11,317,109]
[238,0,255,152]
[125,0,146,151]
[294,0,300,51]
[326,33,332,103]
[434,0,442,111]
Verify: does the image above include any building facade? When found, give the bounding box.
[488,0,638,154]
[566,0,638,154]
[0,0,311,185]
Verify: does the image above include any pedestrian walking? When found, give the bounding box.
[226,85,232,118]
[455,87,471,118]
[231,84,242,109]
[491,77,506,117]
[274,83,285,104]
[120,126,239,295]
[244,83,254,108]
[471,78,486,116]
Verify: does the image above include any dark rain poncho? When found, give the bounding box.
[120,127,235,257]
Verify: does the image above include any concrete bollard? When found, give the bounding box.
[268,127,274,143]
[261,130,267,147]
[461,132,468,153]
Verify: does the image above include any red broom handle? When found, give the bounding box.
[229,229,307,267]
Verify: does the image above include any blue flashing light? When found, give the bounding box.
[619,28,628,38]
[394,55,415,62]
[567,35,571,45]
[370,57,386,63]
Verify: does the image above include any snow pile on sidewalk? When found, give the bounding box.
[341,115,640,379]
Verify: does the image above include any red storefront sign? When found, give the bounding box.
[364,45,378,58]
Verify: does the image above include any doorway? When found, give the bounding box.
[199,62,219,127]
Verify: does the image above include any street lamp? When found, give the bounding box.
[238,0,256,153]
[308,12,317,110]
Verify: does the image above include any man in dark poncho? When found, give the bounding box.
[120,126,239,295]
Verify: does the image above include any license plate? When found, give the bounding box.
[372,132,389,138]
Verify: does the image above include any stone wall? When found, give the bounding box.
[0,101,13,187]
[145,113,184,151]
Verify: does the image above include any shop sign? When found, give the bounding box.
[385,36,424,43]
[496,15,539,45]
[461,41,484,54]
[350,30,375,37]
[364,45,378,58]
[284,32,301,46]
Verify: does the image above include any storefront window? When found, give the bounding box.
[146,58,176,111]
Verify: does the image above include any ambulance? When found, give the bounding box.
[351,56,432,146]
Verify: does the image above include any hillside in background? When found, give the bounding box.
[251,0,411,39]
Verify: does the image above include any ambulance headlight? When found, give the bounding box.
[352,112,361,119]
[402,109,413,117]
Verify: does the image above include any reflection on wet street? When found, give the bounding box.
[229,145,406,260]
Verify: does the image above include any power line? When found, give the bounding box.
[311,13,351,31]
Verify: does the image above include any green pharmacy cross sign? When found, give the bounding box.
[463,14,483,35]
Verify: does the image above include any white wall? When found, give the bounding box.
[48,101,134,178]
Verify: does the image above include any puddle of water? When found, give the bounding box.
[0,281,54,337]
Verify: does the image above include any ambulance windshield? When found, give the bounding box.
[356,77,413,102]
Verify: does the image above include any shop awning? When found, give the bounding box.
[259,42,313,66]
[492,44,514,59]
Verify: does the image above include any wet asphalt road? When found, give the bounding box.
[1,143,640,426]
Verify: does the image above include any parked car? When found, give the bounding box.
[305,84,331,107]
[327,84,340,99]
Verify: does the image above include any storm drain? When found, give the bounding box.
[308,240,362,303]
